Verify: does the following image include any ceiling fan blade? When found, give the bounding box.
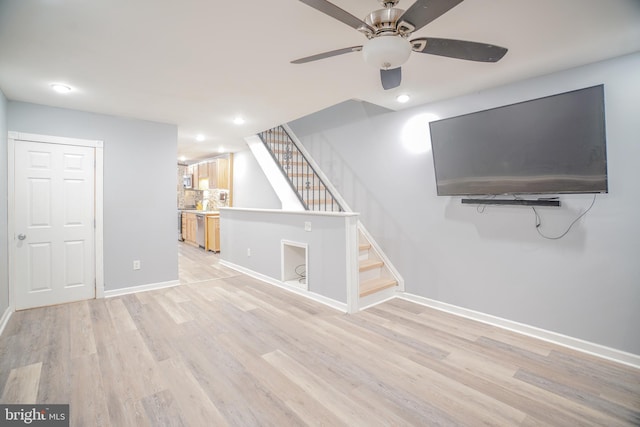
[299,0,375,33]
[398,0,464,32]
[411,37,508,62]
[291,46,362,64]
[380,67,402,90]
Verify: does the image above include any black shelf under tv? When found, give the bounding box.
[461,198,561,207]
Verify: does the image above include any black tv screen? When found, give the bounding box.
[429,85,608,196]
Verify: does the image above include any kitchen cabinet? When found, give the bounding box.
[206,215,220,252]
[206,158,229,190]
[184,155,231,193]
[217,158,229,189]
[207,161,217,189]
[182,212,198,245]
[198,162,208,178]
[188,164,199,190]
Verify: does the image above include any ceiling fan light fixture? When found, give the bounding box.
[362,35,411,69]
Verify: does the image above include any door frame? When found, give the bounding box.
[7,131,105,311]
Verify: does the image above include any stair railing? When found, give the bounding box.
[258,125,343,212]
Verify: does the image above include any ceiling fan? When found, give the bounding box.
[291,0,508,90]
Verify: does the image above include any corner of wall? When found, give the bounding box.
[0,89,10,316]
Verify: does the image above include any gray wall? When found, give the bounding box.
[220,208,355,304]
[0,89,8,314]
[289,52,640,355]
[8,102,178,291]
[232,148,281,209]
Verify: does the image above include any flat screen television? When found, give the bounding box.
[429,85,608,196]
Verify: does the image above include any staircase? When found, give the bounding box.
[358,230,398,299]
[258,126,342,212]
[257,125,401,308]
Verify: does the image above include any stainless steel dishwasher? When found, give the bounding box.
[196,213,205,248]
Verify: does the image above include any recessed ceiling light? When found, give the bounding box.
[179,156,186,162]
[51,83,72,94]
[196,134,205,142]
[233,116,245,125]
[396,94,410,103]
[218,146,225,153]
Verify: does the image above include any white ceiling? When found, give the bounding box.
[1,0,639,163]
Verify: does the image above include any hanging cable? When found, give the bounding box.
[532,194,597,240]
[295,264,306,283]
[476,195,495,213]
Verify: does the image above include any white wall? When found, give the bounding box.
[0,89,8,315]
[289,53,640,356]
[232,148,281,209]
[7,102,178,291]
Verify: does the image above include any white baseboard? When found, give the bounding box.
[399,293,640,369]
[358,286,399,311]
[219,260,348,312]
[0,306,13,337]
[104,280,180,298]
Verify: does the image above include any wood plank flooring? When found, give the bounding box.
[1,242,639,426]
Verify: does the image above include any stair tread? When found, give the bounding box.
[359,259,383,272]
[359,243,371,251]
[359,277,397,297]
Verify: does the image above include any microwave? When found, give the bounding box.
[183,174,193,189]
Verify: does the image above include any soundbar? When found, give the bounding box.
[461,198,561,207]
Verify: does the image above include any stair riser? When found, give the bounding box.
[359,268,382,282]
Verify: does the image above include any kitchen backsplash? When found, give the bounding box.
[177,164,189,208]
[206,189,230,210]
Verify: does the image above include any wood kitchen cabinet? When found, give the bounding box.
[182,212,197,245]
[206,215,220,252]
[207,161,217,189]
[198,162,208,178]
[188,164,199,190]
[205,158,229,190]
[217,158,229,189]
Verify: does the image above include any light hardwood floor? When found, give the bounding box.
[1,242,639,426]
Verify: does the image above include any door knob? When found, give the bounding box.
[18,234,26,240]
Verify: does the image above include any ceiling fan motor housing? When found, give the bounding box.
[365,7,406,35]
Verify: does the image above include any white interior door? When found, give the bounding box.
[13,140,96,310]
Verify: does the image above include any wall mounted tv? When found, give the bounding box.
[429,85,608,196]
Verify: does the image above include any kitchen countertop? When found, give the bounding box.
[180,210,220,215]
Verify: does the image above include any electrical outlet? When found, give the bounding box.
[304,221,312,232]
[247,248,251,257]
[133,260,141,270]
